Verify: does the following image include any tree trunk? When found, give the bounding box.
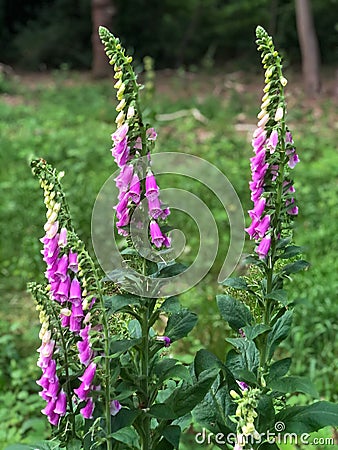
[91,0,115,78]
[295,0,321,94]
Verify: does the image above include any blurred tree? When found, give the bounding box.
[295,0,321,94]
[91,0,115,77]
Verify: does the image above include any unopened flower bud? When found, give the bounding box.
[280,76,288,86]
[127,105,135,119]
[230,390,240,399]
[274,106,283,121]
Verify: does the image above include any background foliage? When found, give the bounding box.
[0,0,337,69]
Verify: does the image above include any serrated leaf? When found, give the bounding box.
[157,262,187,278]
[267,310,293,360]
[104,294,140,314]
[267,358,292,384]
[160,296,181,313]
[282,260,310,274]
[242,324,271,340]
[110,338,141,356]
[268,376,318,397]
[165,308,197,341]
[279,245,302,259]
[221,277,249,290]
[111,426,140,449]
[194,349,222,378]
[265,290,288,305]
[275,401,338,433]
[217,294,252,330]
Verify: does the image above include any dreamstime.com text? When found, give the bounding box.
[195,424,335,446]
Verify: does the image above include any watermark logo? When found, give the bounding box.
[195,423,335,446]
[91,152,245,297]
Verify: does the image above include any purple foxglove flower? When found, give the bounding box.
[115,193,129,219]
[268,129,278,153]
[60,312,71,328]
[45,220,59,239]
[56,275,71,303]
[252,129,266,151]
[255,235,271,259]
[252,163,269,184]
[270,164,279,181]
[287,205,299,215]
[115,144,130,167]
[55,255,69,282]
[288,153,300,169]
[58,228,67,247]
[245,217,259,239]
[41,399,56,416]
[47,411,60,426]
[146,127,157,141]
[112,122,128,143]
[80,397,95,419]
[80,324,90,339]
[70,315,82,333]
[163,235,171,248]
[134,136,142,150]
[47,378,60,399]
[79,362,96,389]
[69,278,82,302]
[256,214,271,238]
[148,196,162,219]
[250,148,266,171]
[116,209,130,229]
[44,359,57,381]
[150,221,165,248]
[71,301,84,318]
[156,335,171,347]
[38,340,55,359]
[159,207,170,220]
[110,400,122,416]
[45,235,59,258]
[68,251,78,273]
[236,380,249,391]
[115,164,133,190]
[249,197,266,220]
[145,170,160,201]
[78,341,92,366]
[43,246,59,266]
[74,384,90,401]
[36,375,50,389]
[129,173,141,204]
[54,390,67,415]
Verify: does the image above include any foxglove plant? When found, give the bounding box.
[27,30,218,450]
[193,26,338,449]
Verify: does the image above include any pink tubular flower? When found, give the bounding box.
[110,400,122,416]
[255,235,271,259]
[68,251,78,273]
[150,221,165,248]
[128,173,141,204]
[145,170,159,201]
[80,397,95,419]
[156,335,171,347]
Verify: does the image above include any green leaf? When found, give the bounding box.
[265,290,288,305]
[282,260,310,275]
[256,395,275,432]
[110,338,141,356]
[156,262,187,277]
[258,443,280,449]
[165,308,197,341]
[159,364,193,384]
[221,277,249,290]
[149,403,176,419]
[267,358,292,384]
[226,339,259,373]
[111,426,140,449]
[166,367,219,418]
[111,409,140,433]
[162,425,181,449]
[194,349,222,377]
[243,324,271,340]
[268,376,318,397]
[217,294,252,330]
[236,368,257,384]
[275,401,338,433]
[160,296,181,313]
[104,294,140,314]
[267,310,293,360]
[279,245,302,259]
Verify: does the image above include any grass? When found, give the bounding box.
[0,68,337,448]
